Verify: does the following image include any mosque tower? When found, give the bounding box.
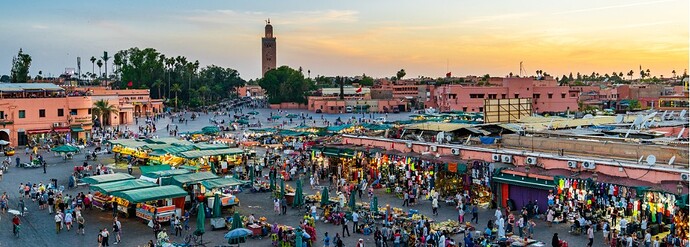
[261,19,277,77]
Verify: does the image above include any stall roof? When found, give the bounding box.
[90,179,158,195]
[492,172,555,190]
[144,137,193,146]
[405,122,470,132]
[200,177,248,189]
[178,148,243,159]
[105,139,148,148]
[170,171,219,186]
[112,185,188,203]
[81,173,135,185]
[193,143,231,150]
[139,165,172,175]
[149,145,196,156]
[142,169,190,178]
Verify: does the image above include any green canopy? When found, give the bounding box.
[278,129,309,136]
[248,128,275,133]
[202,126,221,134]
[200,178,247,190]
[249,166,255,184]
[142,169,190,179]
[81,173,135,185]
[179,148,244,159]
[371,196,379,213]
[112,185,188,203]
[139,165,172,175]
[235,119,249,125]
[271,115,281,120]
[196,202,206,235]
[178,165,201,171]
[285,114,299,119]
[231,212,242,230]
[326,124,352,132]
[170,172,219,187]
[194,143,231,150]
[349,190,356,211]
[90,179,158,195]
[247,111,259,115]
[280,179,285,199]
[213,193,222,218]
[320,187,329,207]
[293,179,304,208]
[51,145,80,153]
[361,123,392,131]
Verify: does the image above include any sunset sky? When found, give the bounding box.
[0,0,687,80]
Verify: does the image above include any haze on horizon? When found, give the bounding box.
[0,0,687,80]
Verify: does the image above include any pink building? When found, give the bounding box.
[434,77,579,113]
[236,85,266,98]
[0,83,93,146]
[88,87,163,125]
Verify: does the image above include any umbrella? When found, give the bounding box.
[269,175,275,191]
[236,119,249,125]
[349,190,357,211]
[201,126,221,135]
[0,140,9,145]
[196,202,206,235]
[51,145,79,153]
[224,228,252,239]
[210,162,217,175]
[293,179,304,208]
[230,212,243,230]
[280,179,285,199]
[212,193,222,218]
[249,166,255,184]
[271,115,281,120]
[371,196,379,213]
[247,111,259,115]
[286,114,298,119]
[320,187,329,207]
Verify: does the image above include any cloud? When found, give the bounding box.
[31,24,48,29]
[183,9,359,27]
[552,0,680,15]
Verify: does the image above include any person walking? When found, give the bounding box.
[587,225,594,247]
[323,232,331,247]
[342,216,350,237]
[352,211,359,233]
[471,204,479,224]
[431,198,438,216]
[551,233,560,247]
[402,191,409,207]
[43,161,46,174]
[100,228,110,247]
[280,197,287,215]
[65,212,73,231]
[77,214,85,235]
[55,211,63,234]
[113,217,122,244]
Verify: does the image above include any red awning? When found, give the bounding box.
[53,127,70,133]
[26,129,52,135]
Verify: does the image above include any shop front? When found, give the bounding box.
[492,170,555,213]
[112,185,188,223]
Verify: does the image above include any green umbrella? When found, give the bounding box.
[51,145,80,153]
[213,193,222,218]
[210,162,217,175]
[280,179,285,199]
[269,175,275,191]
[271,115,281,120]
[293,179,304,208]
[249,166,255,184]
[349,191,357,211]
[320,187,329,207]
[247,111,259,115]
[371,196,379,213]
[286,114,298,119]
[196,202,206,235]
[231,212,242,230]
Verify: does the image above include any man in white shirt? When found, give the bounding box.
[494,208,502,220]
[351,211,359,233]
[619,218,628,234]
[587,226,594,247]
[644,230,652,247]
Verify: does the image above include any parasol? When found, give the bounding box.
[320,187,329,207]
[196,202,206,235]
[212,193,222,218]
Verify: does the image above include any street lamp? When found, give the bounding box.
[678,181,684,194]
[592,172,598,182]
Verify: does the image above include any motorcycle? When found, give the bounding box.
[20,161,41,169]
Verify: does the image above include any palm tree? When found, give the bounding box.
[627,70,634,80]
[672,70,677,79]
[198,85,209,105]
[171,83,182,109]
[152,79,164,99]
[92,99,118,127]
[96,60,103,79]
[646,69,651,78]
[101,52,110,86]
[90,56,96,76]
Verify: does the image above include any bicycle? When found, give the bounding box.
[183,231,207,247]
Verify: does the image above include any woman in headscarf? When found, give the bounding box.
[551,233,561,247]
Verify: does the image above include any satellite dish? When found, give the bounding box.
[615,115,624,124]
[445,135,452,142]
[661,111,668,120]
[583,114,594,119]
[668,156,676,166]
[646,155,656,165]
[632,115,644,129]
[680,109,687,120]
[638,156,645,163]
[677,127,685,139]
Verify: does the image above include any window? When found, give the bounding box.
[561,93,566,98]
[469,94,485,99]
[70,109,78,115]
[514,94,520,98]
[478,107,484,112]
[501,94,507,99]
[39,109,46,118]
[462,107,468,112]
[88,109,92,115]
[57,109,64,117]
[488,94,497,99]
[532,94,540,99]
[18,110,25,119]
[548,93,553,99]
[0,111,4,119]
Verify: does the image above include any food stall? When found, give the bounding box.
[112,185,188,223]
[200,177,248,207]
[81,173,135,185]
[89,179,159,216]
[169,171,220,201]
[178,148,244,172]
[140,169,191,185]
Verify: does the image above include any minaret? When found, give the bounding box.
[262,19,277,77]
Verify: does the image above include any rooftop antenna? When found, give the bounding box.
[519,61,527,77]
[645,155,656,166]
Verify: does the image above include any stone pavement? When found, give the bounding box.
[0,110,595,246]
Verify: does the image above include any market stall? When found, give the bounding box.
[169,171,221,201]
[89,179,159,216]
[200,177,248,207]
[140,169,191,185]
[178,148,244,173]
[112,185,188,223]
[81,173,135,185]
[493,170,555,213]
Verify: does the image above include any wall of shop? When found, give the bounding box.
[500,135,689,166]
[342,135,687,191]
[269,102,308,110]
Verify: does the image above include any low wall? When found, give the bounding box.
[500,135,689,166]
[269,103,308,109]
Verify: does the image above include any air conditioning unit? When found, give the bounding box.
[491,154,501,162]
[451,148,460,156]
[430,145,438,152]
[406,142,413,148]
[501,155,512,163]
[582,161,596,170]
[567,161,578,169]
[526,156,537,165]
[681,173,689,181]
[53,122,61,127]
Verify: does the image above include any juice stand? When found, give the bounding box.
[112,185,189,223]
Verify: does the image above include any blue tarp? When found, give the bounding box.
[479,136,499,145]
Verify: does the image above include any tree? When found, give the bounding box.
[259,66,314,104]
[359,74,374,87]
[92,99,118,127]
[96,60,103,79]
[483,74,490,81]
[152,79,164,99]
[619,72,623,78]
[35,71,43,80]
[396,69,406,80]
[646,69,651,78]
[627,70,634,80]
[568,73,574,81]
[0,75,9,82]
[171,83,182,109]
[102,51,110,85]
[90,56,96,77]
[672,70,677,79]
[10,48,32,83]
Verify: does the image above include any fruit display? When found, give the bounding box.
[431,219,462,233]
